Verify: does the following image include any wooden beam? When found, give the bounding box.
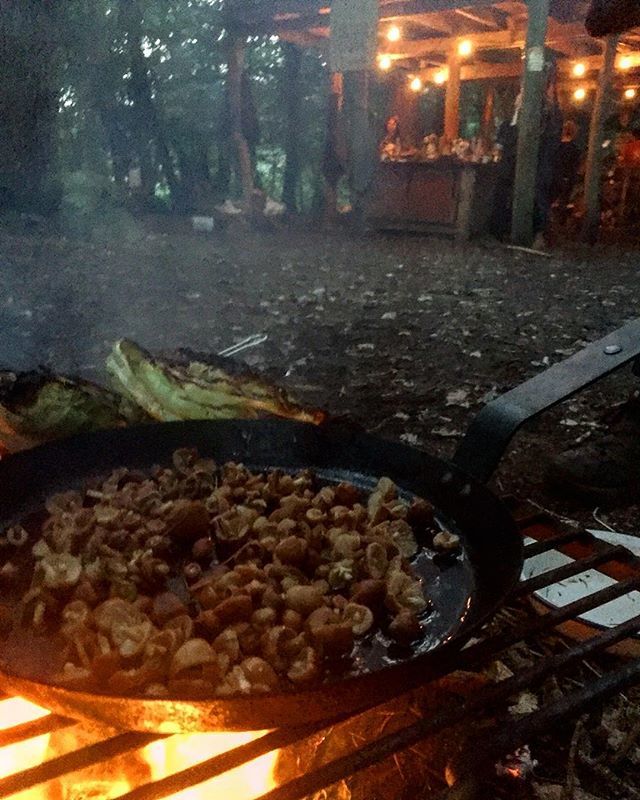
[421,61,520,81]
[444,50,461,139]
[454,7,504,29]
[511,0,550,246]
[229,0,501,31]
[581,34,619,243]
[384,28,520,58]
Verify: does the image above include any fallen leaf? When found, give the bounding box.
[509,691,539,715]
[446,388,470,408]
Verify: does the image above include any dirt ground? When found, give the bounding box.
[1,214,639,531]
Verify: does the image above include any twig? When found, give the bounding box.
[505,244,553,258]
[526,499,581,529]
[592,507,617,533]
[562,714,587,800]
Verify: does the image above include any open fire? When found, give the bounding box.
[0,697,278,800]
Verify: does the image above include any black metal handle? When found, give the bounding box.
[453,318,640,483]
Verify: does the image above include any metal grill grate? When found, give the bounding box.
[2,505,640,800]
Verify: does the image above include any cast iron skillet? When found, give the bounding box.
[0,418,521,732]
[0,319,638,732]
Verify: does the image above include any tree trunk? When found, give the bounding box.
[0,1,60,213]
[118,0,180,206]
[511,0,550,246]
[228,35,255,211]
[322,72,347,223]
[581,35,619,244]
[282,43,302,212]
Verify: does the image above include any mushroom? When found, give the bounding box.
[166,500,210,541]
[274,536,308,566]
[343,603,374,636]
[365,541,388,579]
[287,646,320,684]
[170,638,216,677]
[433,530,461,553]
[389,520,419,558]
[241,656,279,691]
[284,584,325,616]
[212,594,253,625]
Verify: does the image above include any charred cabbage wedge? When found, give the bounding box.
[106,339,325,425]
[0,370,142,453]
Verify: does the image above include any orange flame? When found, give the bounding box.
[0,697,278,799]
[142,731,278,800]
[0,697,51,799]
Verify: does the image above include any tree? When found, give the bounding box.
[0,1,62,212]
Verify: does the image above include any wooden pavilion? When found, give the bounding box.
[225,1,640,244]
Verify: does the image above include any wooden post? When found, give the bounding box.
[480,86,495,144]
[581,35,619,244]
[344,69,377,227]
[444,51,461,141]
[511,0,550,246]
[228,34,254,211]
[322,72,346,223]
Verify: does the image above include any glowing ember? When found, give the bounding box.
[0,697,51,795]
[143,732,278,800]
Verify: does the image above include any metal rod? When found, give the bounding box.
[218,334,268,358]
[450,657,640,793]
[117,718,345,800]
[517,545,631,595]
[0,714,73,748]
[523,529,590,558]
[254,613,640,800]
[0,732,162,797]
[460,574,640,669]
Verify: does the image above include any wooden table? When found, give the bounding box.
[366,158,498,239]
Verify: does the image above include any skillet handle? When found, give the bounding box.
[452,318,640,484]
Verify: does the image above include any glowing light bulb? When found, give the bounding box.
[573,87,586,102]
[458,40,473,58]
[410,76,423,92]
[387,25,401,42]
[625,87,637,100]
[378,54,392,71]
[619,55,633,70]
[572,62,586,77]
[434,69,447,85]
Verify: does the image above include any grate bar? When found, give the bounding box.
[442,657,640,798]
[459,574,640,669]
[252,613,640,800]
[522,529,590,557]
[0,714,73,748]
[0,732,163,798]
[117,719,345,800]
[517,545,631,595]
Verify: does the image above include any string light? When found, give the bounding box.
[378,54,392,71]
[387,25,401,42]
[619,55,633,70]
[458,39,473,58]
[434,69,448,85]
[625,87,637,100]
[572,62,586,77]
[410,76,424,92]
[573,87,587,102]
